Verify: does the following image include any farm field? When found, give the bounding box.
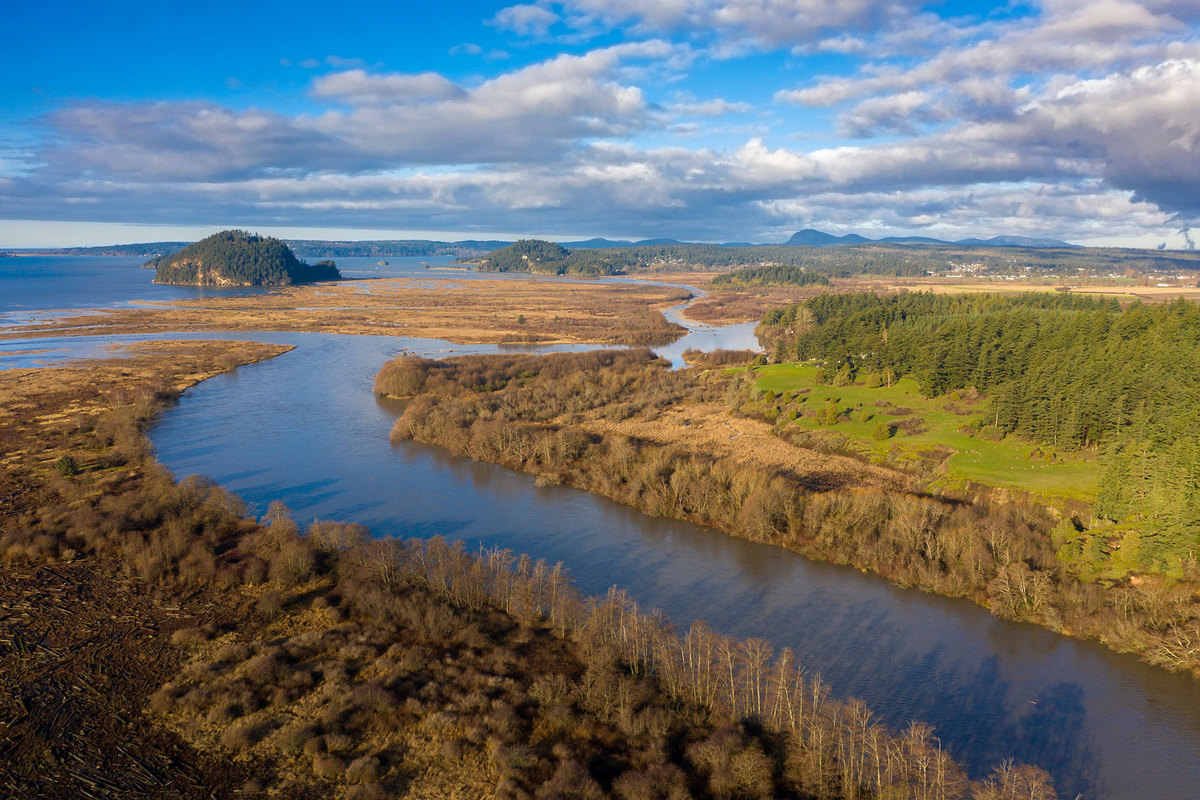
[752,362,1101,501]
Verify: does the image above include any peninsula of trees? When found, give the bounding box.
[146,230,342,286]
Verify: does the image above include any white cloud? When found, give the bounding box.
[312,70,466,103]
[835,91,946,137]
[37,42,680,181]
[490,4,561,36]
[666,96,753,116]
[514,0,920,47]
[10,1,1200,243]
[1011,59,1200,213]
[779,0,1200,112]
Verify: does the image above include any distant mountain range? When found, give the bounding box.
[564,229,1078,249]
[11,228,1077,258]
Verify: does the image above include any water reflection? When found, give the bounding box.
[5,321,1198,797]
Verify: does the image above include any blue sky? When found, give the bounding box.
[2,0,1198,247]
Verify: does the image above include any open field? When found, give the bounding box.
[583,399,912,493]
[845,276,1200,303]
[0,277,691,346]
[752,363,1101,501]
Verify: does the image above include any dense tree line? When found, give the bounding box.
[287,238,506,258]
[474,240,1200,278]
[473,241,936,277]
[710,266,831,289]
[376,350,1200,675]
[147,229,342,286]
[762,291,1200,570]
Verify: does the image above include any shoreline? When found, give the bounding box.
[0,339,1036,799]
[380,351,1200,679]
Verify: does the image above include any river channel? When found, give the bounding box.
[7,256,1200,797]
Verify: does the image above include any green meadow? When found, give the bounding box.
[752,362,1101,501]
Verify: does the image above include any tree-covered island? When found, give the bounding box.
[146,229,342,286]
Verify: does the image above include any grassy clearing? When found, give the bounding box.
[752,362,1100,501]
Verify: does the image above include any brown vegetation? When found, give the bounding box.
[835,276,1200,305]
[0,340,314,799]
[1,340,1058,798]
[0,277,691,347]
[686,286,829,325]
[380,349,1200,676]
[679,348,760,368]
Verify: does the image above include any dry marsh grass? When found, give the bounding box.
[0,277,691,347]
[1,339,1058,799]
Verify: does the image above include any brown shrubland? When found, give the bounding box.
[1,340,1060,798]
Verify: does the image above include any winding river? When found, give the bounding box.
[7,257,1200,797]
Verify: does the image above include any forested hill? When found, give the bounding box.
[476,239,575,274]
[473,240,933,276]
[147,230,342,286]
[710,265,831,288]
[762,291,1200,566]
[474,239,1200,278]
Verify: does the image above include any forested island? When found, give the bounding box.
[146,230,342,286]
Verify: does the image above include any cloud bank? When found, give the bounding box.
[4,0,1199,244]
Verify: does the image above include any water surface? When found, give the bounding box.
[145,331,1200,800]
[0,256,276,323]
[8,256,1200,797]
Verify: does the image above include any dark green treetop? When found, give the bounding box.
[146,230,342,286]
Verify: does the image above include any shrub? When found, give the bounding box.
[978,424,1006,441]
[149,686,178,715]
[373,357,438,396]
[345,754,382,784]
[269,541,315,585]
[170,625,213,646]
[895,416,929,436]
[220,719,262,751]
[344,785,388,800]
[312,752,346,780]
[276,720,318,755]
[54,454,81,476]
